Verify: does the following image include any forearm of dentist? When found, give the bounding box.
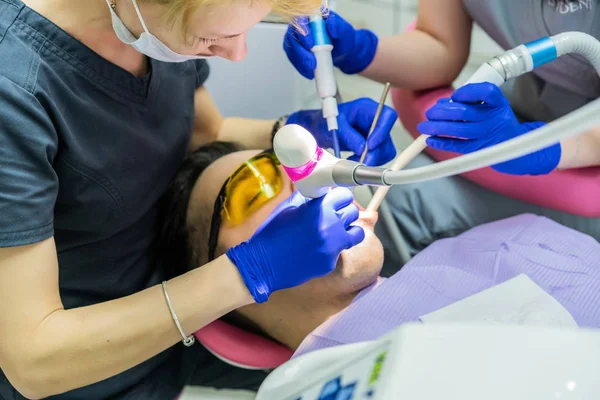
[0,237,254,399]
[558,124,600,169]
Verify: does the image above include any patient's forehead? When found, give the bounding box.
[191,149,263,213]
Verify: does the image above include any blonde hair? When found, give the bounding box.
[142,0,324,37]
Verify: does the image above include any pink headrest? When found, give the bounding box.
[194,320,293,370]
[391,87,600,217]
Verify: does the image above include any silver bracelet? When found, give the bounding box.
[162,281,195,347]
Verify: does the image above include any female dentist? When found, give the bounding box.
[0,0,398,399]
[284,0,600,257]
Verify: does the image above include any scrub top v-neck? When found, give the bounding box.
[0,0,210,398]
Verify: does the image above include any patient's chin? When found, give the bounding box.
[334,226,383,293]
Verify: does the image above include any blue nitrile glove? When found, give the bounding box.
[286,98,398,166]
[283,11,379,79]
[253,189,312,229]
[226,188,365,303]
[418,82,561,175]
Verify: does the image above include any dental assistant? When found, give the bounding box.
[285,0,600,257]
[0,0,400,398]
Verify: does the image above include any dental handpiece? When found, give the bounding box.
[274,124,345,199]
[310,14,341,158]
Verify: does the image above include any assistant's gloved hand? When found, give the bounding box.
[227,188,364,303]
[286,98,397,166]
[283,11,378,79]
[418,82,561,175]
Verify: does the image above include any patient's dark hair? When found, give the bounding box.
[157,141,242,279]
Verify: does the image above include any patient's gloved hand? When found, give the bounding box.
[418,82,561,175]
[283,10,378,79]
[227,188,364,303]
[286,98,397,166]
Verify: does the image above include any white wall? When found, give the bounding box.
[204,22,314,120]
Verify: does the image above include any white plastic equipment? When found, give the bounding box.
[256,323,600,399]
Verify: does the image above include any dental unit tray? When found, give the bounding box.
[255,323,600,399]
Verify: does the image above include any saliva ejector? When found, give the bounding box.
[310,14,341,158]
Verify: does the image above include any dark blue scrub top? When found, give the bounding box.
[0,0,209,398]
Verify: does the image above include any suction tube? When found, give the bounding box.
[367,32,600,208]
[467,31,600,85]
[358,31,600,186]
[344,97,600,186]
[275,96,600,195]
[553,31,600,73]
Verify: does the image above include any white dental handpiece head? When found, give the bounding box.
[273,124,365,198]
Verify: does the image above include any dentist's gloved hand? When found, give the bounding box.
[227,188,364,303]
[286,98,397,166]
[418,82,561,175]
[283,11,378,79]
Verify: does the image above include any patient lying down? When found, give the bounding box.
[158,142,384,350]
[159,142,600,357]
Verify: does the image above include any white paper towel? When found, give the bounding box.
[419,274,578,328]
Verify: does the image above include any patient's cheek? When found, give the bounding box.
[218,224,254,253]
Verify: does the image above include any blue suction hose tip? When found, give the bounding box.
[331,129,341,158]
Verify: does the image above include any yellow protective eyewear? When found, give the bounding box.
[208,149,283,261]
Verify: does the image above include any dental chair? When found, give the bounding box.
[177,322,293,399]
[194,320,293,369]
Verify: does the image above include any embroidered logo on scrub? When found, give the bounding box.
[546,0,593,14]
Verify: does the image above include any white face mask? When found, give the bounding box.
[105,0,210,63]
